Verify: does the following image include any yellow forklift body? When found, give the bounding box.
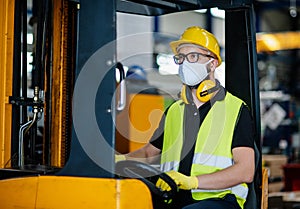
[0,176,153,209]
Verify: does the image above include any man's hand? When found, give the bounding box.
[166,170,198,190]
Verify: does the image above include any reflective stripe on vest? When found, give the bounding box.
[161,161,180,172]
[192,183,248,199]
[160,92,248,209]
[192,153,233,169]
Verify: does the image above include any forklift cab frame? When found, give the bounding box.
[64,0,262,178]
[65,0,262,207]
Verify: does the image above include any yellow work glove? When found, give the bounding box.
[155,177,174,204]
[156,177,172,191]
[115,154,126,163]
[166,170,198,190]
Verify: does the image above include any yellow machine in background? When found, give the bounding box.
[116,94,174,153]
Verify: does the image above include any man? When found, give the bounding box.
[117,26,255,209]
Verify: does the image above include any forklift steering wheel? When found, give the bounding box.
[115,160,177,202]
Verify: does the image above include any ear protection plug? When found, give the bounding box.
[196,80,220,103]
[180,84,193,104]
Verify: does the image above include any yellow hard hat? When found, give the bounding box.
[170,26,222,66]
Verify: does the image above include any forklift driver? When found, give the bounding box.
[116,26,255,209]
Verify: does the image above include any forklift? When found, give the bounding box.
[0,0,262,208]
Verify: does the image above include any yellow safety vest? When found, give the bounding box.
[160,92,248,209]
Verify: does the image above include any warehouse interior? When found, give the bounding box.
[0,0,300,208]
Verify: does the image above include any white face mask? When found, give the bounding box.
[178,59,213,86]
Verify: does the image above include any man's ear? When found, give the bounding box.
[211,59,218,70]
